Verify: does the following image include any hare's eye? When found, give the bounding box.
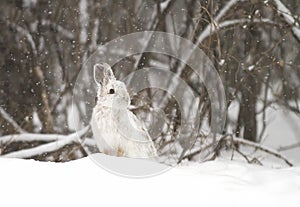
[109,89,115,94]
[95,96,98,103]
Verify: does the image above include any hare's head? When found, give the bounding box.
[94,63,130,108]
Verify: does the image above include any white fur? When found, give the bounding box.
[91,63,157,158]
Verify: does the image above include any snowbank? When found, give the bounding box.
[1,154,300,207]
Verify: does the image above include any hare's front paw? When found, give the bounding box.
[103,149,109,155]
[117,147,125,157]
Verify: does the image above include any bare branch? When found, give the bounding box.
[227,135,293,167]
[4,20,37,55]
[33,66,54,133]
[0,107,27,134]
[42,20,75,40]
[196,0,240,44]
[198,18,277,44]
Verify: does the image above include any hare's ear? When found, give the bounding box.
[93,63,106,86]
[103,63,116,81]
[94,63,115,86]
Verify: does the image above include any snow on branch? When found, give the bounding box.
[0,133,65,143]
[273,0,300,42]
[3,126,90,159]
[0,107,27,134]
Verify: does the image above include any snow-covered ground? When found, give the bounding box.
[1,154,300,207]
[228,101,300,165]
[263,107,300,165]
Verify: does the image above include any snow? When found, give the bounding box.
[227,100,300,166]
[0,133,65,143]
[160,0,172,11]
[248,65,255,71]
[274,0,300,41]
[263,107,300,165]
[1,154,300,207]
[219,59,225,66]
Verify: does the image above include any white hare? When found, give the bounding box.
[91,63,157,158]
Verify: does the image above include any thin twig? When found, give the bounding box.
[278,143,300,151]
[258,72,270,142]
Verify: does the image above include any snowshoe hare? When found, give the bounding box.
[91,63,157,158]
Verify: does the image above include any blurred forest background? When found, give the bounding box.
[0,0,299,165]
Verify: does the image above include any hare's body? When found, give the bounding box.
[91,63,157,158]
[91,104,157,158]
